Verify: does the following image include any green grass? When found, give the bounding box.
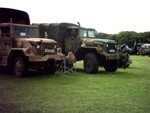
[0,56,150,113]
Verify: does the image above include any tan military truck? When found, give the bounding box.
[0,8,62,77]
[37,23,121,74]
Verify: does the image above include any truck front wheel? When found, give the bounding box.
[14,56,27,77]
[44,65,56,74]
[84,53,99,74]
[104,60,118,72]
[44,60,57,74]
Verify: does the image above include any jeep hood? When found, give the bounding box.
[16,38,57,43]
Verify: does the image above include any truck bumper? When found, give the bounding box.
[29,54,62,62]
[106,54,120,60]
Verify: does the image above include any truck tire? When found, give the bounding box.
[44,60,56,74]
[84,53,99,74]
[104,60,118,72]
[14,56,27,77]
[44,65,56,74]
[125,64,130,67]
[118,60,124,68]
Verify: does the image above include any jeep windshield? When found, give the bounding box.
[80,28,95,38]
[14,26,39,37]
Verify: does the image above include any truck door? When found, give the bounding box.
[0,26,12,57]
[65,29,80,54]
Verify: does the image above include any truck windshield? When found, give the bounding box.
[14,26,39,37]
[87,30,95,38]
[80,29,87,37]
[80,29,95,38]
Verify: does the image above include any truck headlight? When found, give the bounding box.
[36,45,40,49]
[17,41,23,48]
[106,44,108,47]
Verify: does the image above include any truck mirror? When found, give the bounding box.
[45,32,48,38]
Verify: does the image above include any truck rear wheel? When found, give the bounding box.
[14,56,27,77]
[104,60,118,72]
[84,53,99,74]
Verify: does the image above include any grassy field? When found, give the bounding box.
[0,55,150,113]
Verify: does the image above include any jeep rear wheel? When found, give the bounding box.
[104,60,118,72]
[84,53,99,74]
[14,56,27,77]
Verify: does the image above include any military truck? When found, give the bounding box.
[37,23,120,74]
[0,8,62,77]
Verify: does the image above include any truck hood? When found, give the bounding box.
[83,38,117,46]
[16,38,57,44]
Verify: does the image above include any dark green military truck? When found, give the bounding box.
[37,23,121,74]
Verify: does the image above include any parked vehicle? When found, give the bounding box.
[35,23,121,74]
[119,44,133,54]
[118,52,132,68]
[135,43,145,55]
[118,44,132,68]
[141,44,150,55]
[0,8,63,77]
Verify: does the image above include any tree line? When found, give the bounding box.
[97,31,150,47]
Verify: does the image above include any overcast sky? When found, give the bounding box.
[1,0,150,34]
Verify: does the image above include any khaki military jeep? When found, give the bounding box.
[0,22,62,77]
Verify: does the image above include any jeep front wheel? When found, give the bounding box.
[84,53,99,74]
[14,56,27,77]
[104,60,118,72]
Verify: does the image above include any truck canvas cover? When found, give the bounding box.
[38,23,79,44]
[0,8,30,25]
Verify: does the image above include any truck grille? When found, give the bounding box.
[41,43,55,49]
[108,43,117,53]
[32,43,56,55]
[40,43,56,55]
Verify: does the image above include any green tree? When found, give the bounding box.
[139,32,150,43]
[116,31,139,47]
